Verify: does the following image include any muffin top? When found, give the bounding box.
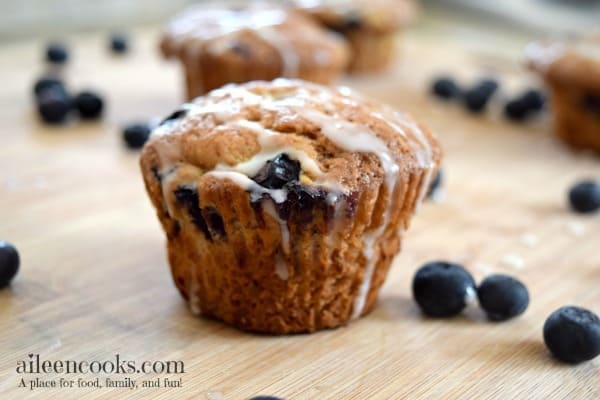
[143,79,440,211]
[290,0,416,33]
[160,1,348,77]
[526,34,600,90]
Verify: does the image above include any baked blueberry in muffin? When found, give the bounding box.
[140,79,441,334]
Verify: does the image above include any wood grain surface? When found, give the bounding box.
[0,15,599,400]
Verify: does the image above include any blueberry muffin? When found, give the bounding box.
[527,34,600,152]
[160,2,349,99]
[140,79,441,334]
[290,0,416,72]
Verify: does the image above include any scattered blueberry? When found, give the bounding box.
[504,98,529,121]
[123,123,151,149]
[36,88,72,124]
[476,78,499,96]
[431,77,460,100]
[46,42,69,64]
[0,241,20,288]
[521,89,545,112]
[543,306,600,364]
[248,397,284,400]
[463,88,490,113]
[477,274,529,321]
[33,77,65,97]
[110,33,129,54]
[568,180,600,214]
[253,154,301,189]
[412,261,476,317]
[73,91,104,119]
[427,169,443,198]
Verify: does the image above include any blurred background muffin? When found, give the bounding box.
[289,0,417,73]
[527,34,600,152]
[159,1,349,99]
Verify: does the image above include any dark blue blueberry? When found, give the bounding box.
[160,108,188,126]
[0,241,20,288]
[427,169,443,198]
[36,88,72,124]
[248,397,284,400]
[568,180,600,214]
[412,261,476,317]
[123,123,151,149]
[521,89,545,112]
[476,78,499,96]
[543,306,600,364]
[110,33,129,54]
[477,274,529,321]
[173,186,212,240]
[46,43,69,64]
[279,181,328,222]
[504,98,529,122]
[33,77,65,97]
[230,42,252,58]
[431,77,460,100]
[582,93,600,114]
[203,206,226,237]
[463,88,490,113]
[73,91,104,119]
[253,154,301,189]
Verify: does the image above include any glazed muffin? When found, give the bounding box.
[160,2,349,99]
[290,0,416,72]
[140,79,441,334]
[527,34,600,152]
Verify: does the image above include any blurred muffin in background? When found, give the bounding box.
[160,1,349,99]
[290,0,416,73]
[527,34,600,153]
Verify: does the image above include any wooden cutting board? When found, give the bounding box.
[0,14,598,400]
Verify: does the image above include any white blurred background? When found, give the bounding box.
[1,0,599,41]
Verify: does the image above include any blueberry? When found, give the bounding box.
[543,306,600,363]
[476,78,499,96]
[582,93,600,114]
[431,77,460,100]
[37,88,72,124]
[427,169,443,198]
[160,108,188,126]
[0,241,20,288]
[463,89,490,113]
[341,12,362,30]
[173,186,212,240]
[110,33,129,54]
[412,261,476,317]
[568,180,600,214]
[123,124,151,149]
[477,274,529,321]
[248,397,285,400]
[33,77,65,97]
[504,99,529,121]
[46,43,69,64]
[230,42,252,58]
[252,154,301,189]
[521,89,545,111]
[73,91,104,119]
